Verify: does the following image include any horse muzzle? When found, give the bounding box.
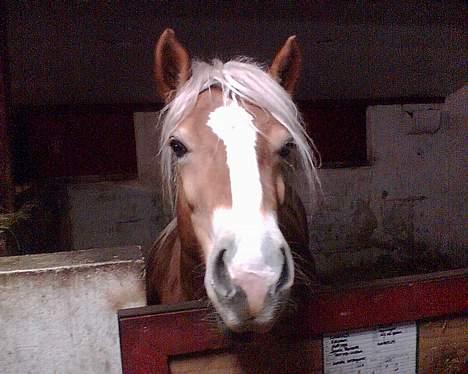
[205,240,294,333]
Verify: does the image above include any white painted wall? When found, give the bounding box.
[0,246,146,374]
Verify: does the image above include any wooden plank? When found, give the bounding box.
[170,351,243,374]
[298,269,467,336]
[119,269,467,374]
[418,316,467,374]
[14,109,137,180]
[0,3,14,213]
[119,307,227,374]
[170,338,323,374]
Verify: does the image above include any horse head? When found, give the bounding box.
[152,29,318,333]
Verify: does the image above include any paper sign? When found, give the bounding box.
[323,322,417,373]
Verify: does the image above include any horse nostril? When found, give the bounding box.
[276,247,292,292]
[212,249,234,298]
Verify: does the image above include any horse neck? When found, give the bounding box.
[146,220,204,305]
[278,182,316,281]
[174,186,206,300]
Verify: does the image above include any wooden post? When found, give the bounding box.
[0,3,14,213]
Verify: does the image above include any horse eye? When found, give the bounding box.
[169,138,188,158]
[278,142,295,158]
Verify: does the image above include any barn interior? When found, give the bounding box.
[2,1,465,272]
[0,2,466,373]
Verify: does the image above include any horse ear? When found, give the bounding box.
[269,35,302,95]
[154,29,191,102]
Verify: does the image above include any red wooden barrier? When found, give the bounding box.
[118,268,467,374]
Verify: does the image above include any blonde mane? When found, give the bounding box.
[157,58,321,212]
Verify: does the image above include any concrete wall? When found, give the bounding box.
[5,1,465,105]
[64,180,166,254]
[307,86,466,274]
[0,246,146,374]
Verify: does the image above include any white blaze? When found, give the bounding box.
[207,101,262,214]
[207,101,266,265]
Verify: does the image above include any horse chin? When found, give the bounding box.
[207,288,290,334]
[223,317,276,334]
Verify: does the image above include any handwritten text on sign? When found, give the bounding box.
[323,323,417,373]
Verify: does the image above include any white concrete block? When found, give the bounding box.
[0,247,146,374]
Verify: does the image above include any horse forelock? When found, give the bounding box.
[157,58,321,213]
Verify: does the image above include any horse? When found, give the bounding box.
[146,29,320,333]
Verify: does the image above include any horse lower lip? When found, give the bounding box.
[215,283,239,300]
[220,288,236,299]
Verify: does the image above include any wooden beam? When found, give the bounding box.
[0,3,14,213]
